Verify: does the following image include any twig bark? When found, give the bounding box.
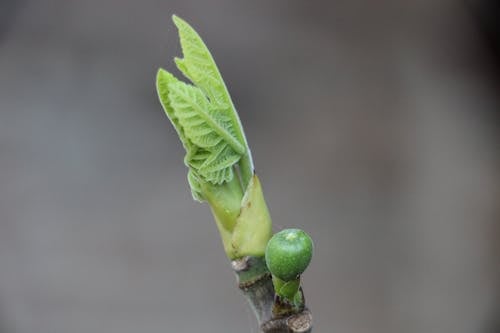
[232,256,313,333]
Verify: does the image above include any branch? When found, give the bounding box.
[232,256,313,333]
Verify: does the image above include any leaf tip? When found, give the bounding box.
[172,14,186,29]
[156,68,173,92]
[156,67,166,80]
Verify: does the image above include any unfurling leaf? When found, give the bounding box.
[167,81,244,155]
[156,15,253,199]
[156,16,273,261]
[172,15,232,108]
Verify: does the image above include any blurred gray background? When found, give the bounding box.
[1,1,499,332]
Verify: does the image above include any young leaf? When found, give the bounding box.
[167,81,245,155]
[172,15,254,188]
[156,17,274,261]
[168,80,244,184]
[172,15,232,107]
[156,68,191,151]
[156,15,254,202]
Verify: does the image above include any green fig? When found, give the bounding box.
[265,229,313,281]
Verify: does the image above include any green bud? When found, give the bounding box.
[205,174,272,259]
[265,229,313,281]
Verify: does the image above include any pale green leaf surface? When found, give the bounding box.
[168,82,224,149]
[156,15,254,200]
[156,68,192,151]
[167,80,244,184]
[172,15,253,183]
[171,15,228,106]
[198,143,241,184]
[187,169,204,201]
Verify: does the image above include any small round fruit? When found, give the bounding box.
[265,228,313,281]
